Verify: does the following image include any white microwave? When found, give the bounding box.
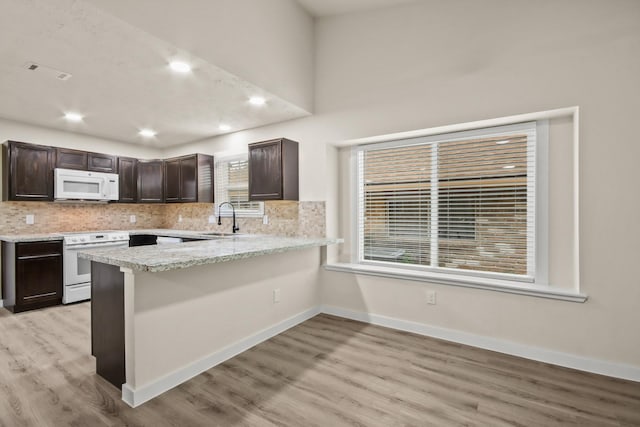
[54,168,119,201]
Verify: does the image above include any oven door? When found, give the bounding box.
[63,241,129,287]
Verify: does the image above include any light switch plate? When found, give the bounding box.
[130,215,136,223]
[263,215,269,225]
[25,214,34,225]
[208,215,216,224]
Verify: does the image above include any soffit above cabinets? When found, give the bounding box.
[0,0,310,147]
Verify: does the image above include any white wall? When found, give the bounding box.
[0,117,162,159]
[125,247,322,402]
[167,0,640,369]
[0,117,163,200]
[86,0,315,112]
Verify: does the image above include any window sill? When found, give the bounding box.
[323,263,588,303]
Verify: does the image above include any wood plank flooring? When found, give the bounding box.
[0,302,638,426]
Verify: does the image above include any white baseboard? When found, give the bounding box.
[122,305,322,408]
[321,305,640,383]
[121,303,639,408]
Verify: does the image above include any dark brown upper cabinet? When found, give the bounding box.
[88,152,117,173]
[137,160,164,203]
[55,147,88,170]
[118,157,137,203]
[248,138,299,201]
[2,141,54,201]
[56,148,117,173]
[163,154,213,203]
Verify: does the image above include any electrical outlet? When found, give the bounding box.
[273,288,281,303]
[263,215,269,225]
[25,214,34,225]
[129,215,136,223]
[208,215,216,224]
[178,215,183,223]
[426,290,437,305]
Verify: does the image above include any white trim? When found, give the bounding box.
[121,306,321,408]
[320,305,640,382]
[0,299,3,308]
[346,107,581,293]
[572,108,581,293]
[324,263,587,302]
[334,106,579,147]
[535,120,550,284]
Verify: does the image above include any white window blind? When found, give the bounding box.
[215,154,264,217]
[357,122,536,281]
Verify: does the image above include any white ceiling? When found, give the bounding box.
[0,0,308,147]
[297,0,416,17]
[0,0,415,147]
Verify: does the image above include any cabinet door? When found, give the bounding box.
[7,141,54,201]
[118,157,137,203]
[56,148,88,170]
[88,153,117,173]
[137,160,164,203]
[15,242,62,308]
[180,156,198,202]
[164,158,181,202]
[248,140,282,200]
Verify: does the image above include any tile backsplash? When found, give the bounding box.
[163,201,326,238]
[0,202,165,234]
[0,201,325,238]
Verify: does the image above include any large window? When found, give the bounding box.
[356,122,539,282]
[215,153,264,217]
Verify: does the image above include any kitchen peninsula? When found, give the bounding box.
[80,234,341,407]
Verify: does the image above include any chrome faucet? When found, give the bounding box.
[217,202,240,233]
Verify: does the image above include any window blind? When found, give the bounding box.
[215,154,264,216]
[357,123,536,279]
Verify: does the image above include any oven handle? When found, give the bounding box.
[65,241,129,250]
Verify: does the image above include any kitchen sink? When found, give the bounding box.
[199,232,243,237]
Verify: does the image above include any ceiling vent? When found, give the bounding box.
[23,62,72,81]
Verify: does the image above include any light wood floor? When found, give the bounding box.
[0,303,639,427]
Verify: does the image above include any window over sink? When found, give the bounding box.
[215,153,265,217]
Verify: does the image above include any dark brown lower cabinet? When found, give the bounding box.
[1,240,63,313]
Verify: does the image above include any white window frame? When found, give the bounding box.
[352,121,549,286]
[214,153,265,218]
[327,107,584,302]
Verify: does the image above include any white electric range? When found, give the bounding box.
[62,231,129,303]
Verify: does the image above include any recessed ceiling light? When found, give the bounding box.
[496,140,510,145]
[249,96,266,106]
[169,61,191,73]
[64,112,83,122]
[503,165,516,169]
[219,124,231,131]
[139,129,157,138]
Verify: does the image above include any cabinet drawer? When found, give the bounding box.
[16,241,63,257]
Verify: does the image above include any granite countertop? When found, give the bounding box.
[78,235,342,273]
[0,229,241,243]
[0,233,64,242]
